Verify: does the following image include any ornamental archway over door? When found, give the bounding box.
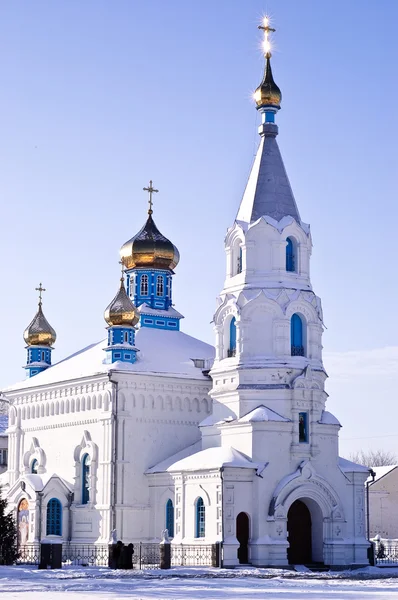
[287,500,312,564]
[236,512,250,564]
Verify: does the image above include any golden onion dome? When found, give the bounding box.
[120,212,180,271]
[254,54,282,109]
[104,279,139,327]
[24,302,56,347]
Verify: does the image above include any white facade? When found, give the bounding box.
[0,34,371,569]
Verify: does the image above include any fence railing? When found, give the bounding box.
[8,541,220,569]
[373,538,398,565]
[62,544,109,567]
[132,543,160,569]
[16,544,41,565]
[171,544,214,566]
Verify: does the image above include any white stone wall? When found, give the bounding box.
[369,469,398,539]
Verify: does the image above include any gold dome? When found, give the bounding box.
[254,54,282,109]
[120,213,180,271]
[24,302,56,347]
[104,279,139,327]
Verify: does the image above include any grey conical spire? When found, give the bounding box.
[236,126,301,224]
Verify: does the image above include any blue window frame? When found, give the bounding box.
[31,459,38,474]
[156,275,164,296]
[286,237,295,272]
[46,498,62,536]
[166,499,174,538]
[228,317,237,358]
[140,274,149,296]
[82,453,90,505]
[195,497,205,538]
[299,412,309,443]
[291,314,304,356]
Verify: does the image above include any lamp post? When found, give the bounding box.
[367,468,376,539]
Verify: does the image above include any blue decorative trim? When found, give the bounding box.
[25,345,52,378]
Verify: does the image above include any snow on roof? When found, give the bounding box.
[318,411,341,426]
[367,465,397,485]
[338,457,370,474]
[138,304,184,319]
[0,414,8,435]
[238,405,290,423]
[148,445,256,474]
[4,327,215,392]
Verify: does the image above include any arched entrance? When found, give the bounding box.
[287,500,312,564]
[236,512,249,564]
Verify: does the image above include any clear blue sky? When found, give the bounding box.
[1,1,397,456]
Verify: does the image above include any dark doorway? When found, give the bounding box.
[236,512,250,564]
[287,500,312,564]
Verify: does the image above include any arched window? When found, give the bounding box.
[31,459,38,474]
[156,275,164,296]
[165,499,174,538]
[228,317,237,358]
[46,498,62,536]
[82,453,90,505]
[291,313,304,356]
[237,246,242,274]
[140,274,148,296]
[195,497,205,538]
[286,237,295,272]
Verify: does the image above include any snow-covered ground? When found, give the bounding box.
[2,566,398,599]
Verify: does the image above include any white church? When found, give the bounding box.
[0,21,370,567]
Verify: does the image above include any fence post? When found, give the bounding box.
[160,530,171,569]
[211,542,221,568]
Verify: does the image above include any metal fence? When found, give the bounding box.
[171,544,214,566]
[16,544,41,565]
[132,543,160,569]
[7,542,218,569]
[374,538,398,566]
[62,544,109,567]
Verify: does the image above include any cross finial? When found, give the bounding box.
[258,16,275,58]
[119,260,125,284]
[35,283,46,305]
[143,180,159,215]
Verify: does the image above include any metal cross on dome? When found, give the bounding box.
[258,16,275,57]
[35,283,46,305]
[119,259,125,282]
[143,180,159,215]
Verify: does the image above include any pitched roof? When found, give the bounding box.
[147,444,256,473]
[4,327,215,392]
[367,465,397,485]
[238,405,291,423]
[236,133,301,224]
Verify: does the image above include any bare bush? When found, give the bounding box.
[349,449,397,467]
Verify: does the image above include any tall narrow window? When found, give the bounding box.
[299,412,309,443]
[46,498,62,536]
[124,331,129,344]
[286,237,295,272]
[165,499,174,538]
[41,351,45,362]
[156,275,164,296]
[31,459,38,474]
[82,453,90,505]
[237,246,243,274]
[195,497,205,538]
[291,314,304,356]
[128,274,135,298]
[228,317,237,358]
[140,274,148,296]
